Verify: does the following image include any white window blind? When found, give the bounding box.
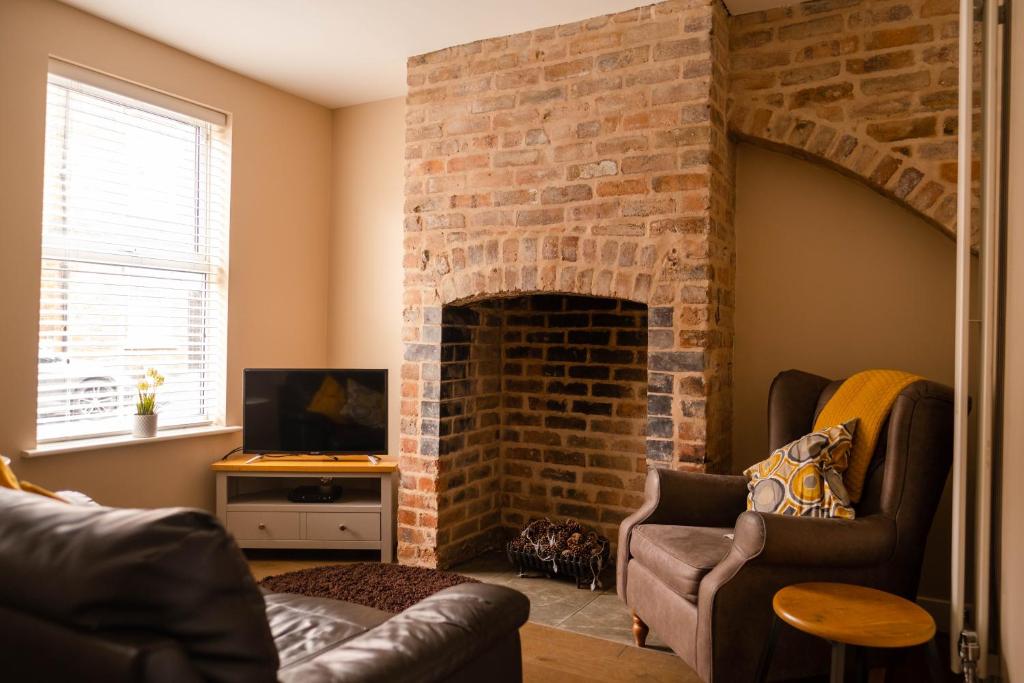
[37,60,230,443]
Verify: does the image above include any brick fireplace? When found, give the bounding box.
[397,0,973,567]
[438,295,651,560]
[400,0,734,567]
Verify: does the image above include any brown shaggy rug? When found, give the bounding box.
[258,563,479,613]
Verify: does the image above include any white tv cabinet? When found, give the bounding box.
[211,456,398,562]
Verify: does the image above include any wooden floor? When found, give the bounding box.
[520,622,698,683]
[247,553,696,683]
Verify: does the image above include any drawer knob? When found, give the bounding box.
[338,524,347,531]
[257,523,266,530]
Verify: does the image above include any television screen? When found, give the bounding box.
[243,369,388,455]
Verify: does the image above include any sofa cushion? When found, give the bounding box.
[0,487,278,683]
[265,591,390,669]
[629,524,733,602]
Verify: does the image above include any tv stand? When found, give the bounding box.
[243,453,381,465]
[211,455,398,560]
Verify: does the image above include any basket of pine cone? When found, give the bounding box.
[506,518,610,590]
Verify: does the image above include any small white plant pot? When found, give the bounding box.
[133,414,158,438]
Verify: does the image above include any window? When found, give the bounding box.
[37,60,230,443]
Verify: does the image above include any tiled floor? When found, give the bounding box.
[452,550,670,651]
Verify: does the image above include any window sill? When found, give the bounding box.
[23,425,242,458]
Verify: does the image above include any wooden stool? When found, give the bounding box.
[755,582,944,683]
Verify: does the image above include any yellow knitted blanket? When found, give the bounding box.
[813,369,922,503]
[0,458,66,502]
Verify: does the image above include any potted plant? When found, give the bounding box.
[133,368,165,438]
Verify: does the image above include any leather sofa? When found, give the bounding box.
[0,487,529,683]
[617,370,954,682]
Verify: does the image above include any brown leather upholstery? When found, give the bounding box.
[618,369,954,682]
[0,488,530,683]
[0,487,278,683]
[278,583,530,683]
[265,591,391,669]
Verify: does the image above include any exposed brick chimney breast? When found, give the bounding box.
[402,0,733,568]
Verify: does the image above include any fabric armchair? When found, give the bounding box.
[617,370,954,682]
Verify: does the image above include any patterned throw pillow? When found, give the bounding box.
[743,420,858,519]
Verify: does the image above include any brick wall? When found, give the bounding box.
[727,0,970,236]
[402,0,734,567]
[434,303,503,562]
[499,295,648,545]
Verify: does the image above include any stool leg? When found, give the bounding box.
[924,638,946,683]
[754,615,780,683]
[854,646,869,683]
[831,642,847,683]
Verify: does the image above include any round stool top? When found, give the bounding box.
[773,582,936,649]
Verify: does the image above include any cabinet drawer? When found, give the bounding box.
[305,512,380,541]
[226,511,301,540]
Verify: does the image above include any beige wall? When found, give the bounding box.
[0,0,332,509]
[732,143,957,468]
[1001,0,1024,674]
[732,143,956,603]
[327,99,406,459]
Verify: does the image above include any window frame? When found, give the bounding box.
[36,59,231,445]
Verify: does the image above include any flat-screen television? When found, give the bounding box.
[243,369,388,455]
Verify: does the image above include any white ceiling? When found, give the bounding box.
[59,0,791,109]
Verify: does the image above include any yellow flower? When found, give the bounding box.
[137,380,150,392]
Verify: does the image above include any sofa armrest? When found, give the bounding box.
[278,583,529,683]
[617,469,747,597]
[0,604,202,683]
[732,511,897,567]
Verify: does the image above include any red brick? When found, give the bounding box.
[651,174,708,192]
[596,179,648,196]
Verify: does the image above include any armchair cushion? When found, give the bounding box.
[629,524,733,602]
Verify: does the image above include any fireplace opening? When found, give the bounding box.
[437,294,648,564]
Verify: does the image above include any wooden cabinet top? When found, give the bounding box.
[211,455,398,473]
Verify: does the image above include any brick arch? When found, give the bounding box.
[727,106,957,236]
[726,0,966,239]
[427,233,690,307]
[444,288,640,308]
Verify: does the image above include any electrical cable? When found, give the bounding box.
[218,446,242,461]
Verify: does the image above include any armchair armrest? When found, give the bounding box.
[732,511,896,567]
[278,583,529,683]
[618,469,748,597]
